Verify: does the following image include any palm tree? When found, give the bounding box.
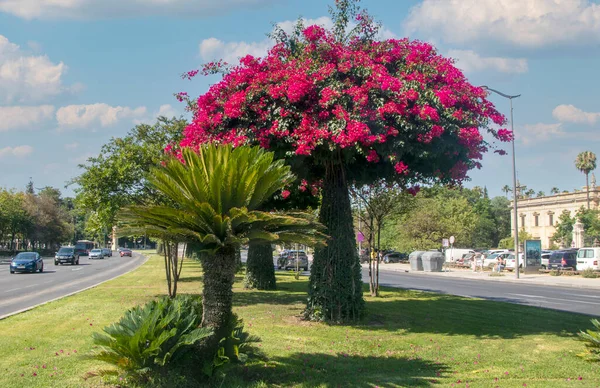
[575,151,597,209]
[119,145,325,349]
[550,187,560,195]
[501,185,512,198]
[536,191,545,198]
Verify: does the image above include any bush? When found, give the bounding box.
[488,272,504,277]
[578,319,600,362]
[581,268,599,279]
[91,295,212,380]
[549,270,562,276]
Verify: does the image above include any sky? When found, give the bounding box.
[1,0,600,198]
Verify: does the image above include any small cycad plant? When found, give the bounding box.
[92,295,212,379]
[578,319,600,362]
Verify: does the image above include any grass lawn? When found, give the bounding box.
[0,253,599,387]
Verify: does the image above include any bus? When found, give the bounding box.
[75,240,95,256]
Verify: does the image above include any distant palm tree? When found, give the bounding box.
[524,189,535,198]
[575,151,597,209]
[536,191,545,198]
[502,185,512,198]
[550,187,560,195]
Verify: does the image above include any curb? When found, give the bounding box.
[0,253,149,321]
[370,265,600,291]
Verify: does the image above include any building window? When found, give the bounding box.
[520,215,526,227]
[534,214,539,227]
[548,213,554,226]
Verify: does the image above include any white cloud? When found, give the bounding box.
[156,104,178,118]
[56,103,147,131]
[0,105,55,132]
[0,35,74,103]
[552,104,600,125]
[404,0,600,48]
[447,49,528,74]
[64,142,79,150]
[0,145,34,158]
[199,16,396,63]
[517,123,565,145]
[0,0,272,20]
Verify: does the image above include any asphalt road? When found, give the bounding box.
[0,251,146,319]
[364,268,600,316]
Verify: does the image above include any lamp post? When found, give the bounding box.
[481,86,522,279]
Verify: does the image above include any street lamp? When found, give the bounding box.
[481,86,522,279]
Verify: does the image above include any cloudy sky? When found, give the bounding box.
[1,0,599,197]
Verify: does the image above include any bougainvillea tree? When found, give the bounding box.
[176,0,509,321]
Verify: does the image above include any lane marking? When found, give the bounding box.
[508,293,545,299]
[4,284,37,293]
[71,268,83,271]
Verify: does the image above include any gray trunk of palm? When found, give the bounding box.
[244,242,276,290]
[587,172,590,209]
[305,160,364,322]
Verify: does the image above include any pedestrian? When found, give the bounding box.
[496,256,505,273]
[472,253,480,272]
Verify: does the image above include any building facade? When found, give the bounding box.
[511,178,599,249]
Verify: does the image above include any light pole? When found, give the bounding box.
[481,86,522,279]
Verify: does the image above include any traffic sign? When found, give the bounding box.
[442,239,449,247]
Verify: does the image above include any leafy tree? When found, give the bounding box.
[177,0,508,321]
[0,190,31,251]
[552,210,574,248]
[575,151,597,209]
[119,145,325,349]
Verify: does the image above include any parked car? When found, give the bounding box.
[576,247,600,271]
[120,249,132,257]
[54,246,79,265]
[89,249,104,259]
[10,252,43,273]
[102,248,112,257]
[541,252,552,269]
[444,248,475,262]
[505,253,524,271]
[382,252,407,264]
[548,249,578,270]
[277,250,308,270]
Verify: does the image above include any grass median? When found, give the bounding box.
[0,253,599,387]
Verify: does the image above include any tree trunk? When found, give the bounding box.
[586,173,590,210]
[244,242,276,290]
[368,220,375,297]
[199,246,238,351]
[306,160,364,322]
[375,222,381,297]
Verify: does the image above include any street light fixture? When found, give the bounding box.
[481,85,522,279]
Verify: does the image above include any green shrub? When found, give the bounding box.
[488,272,504,277]
[578,319,600,362]
[92,295,212,380]
[549,270,561,276]
[580,268,599,279]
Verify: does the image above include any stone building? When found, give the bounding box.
[511,175,599,249]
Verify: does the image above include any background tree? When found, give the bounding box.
[536,191,545,198]
[119,145,325,352]
[497,229,533,249]
[575,151,597,209]
[550,187,560,195]
[177,0,508,321]
[551,210,575,248]
[502,185,511,198]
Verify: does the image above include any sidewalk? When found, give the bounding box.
[364,262,600,290]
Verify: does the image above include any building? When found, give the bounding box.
[511,175,599,249]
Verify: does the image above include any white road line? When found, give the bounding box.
[71,268,83,271]
[561,293,600,299]
[4,284,37,293]
[508,293,600,305]
[508,293,545,298]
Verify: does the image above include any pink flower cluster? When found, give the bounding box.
[178,24,508,184]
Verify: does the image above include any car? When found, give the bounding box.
[541,252,552,269]
[382,252,407,264]
[277,250,308,270]
[576,247,600,271]
[548,249,578,270]
[120,249,132,257]
[89,249,104,259]
[54,246,79,265]
[505,253,524,271]
[102,248,112,257]
[10,252,43,273]
[483,252,511,268]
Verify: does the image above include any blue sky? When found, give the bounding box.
[1,0,599,198]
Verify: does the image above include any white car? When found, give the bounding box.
[576,248,600,271]
[89,249,104,259]
[505,253,524,271]
[483,252,511,268]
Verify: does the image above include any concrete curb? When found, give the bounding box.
[368,264,600,290]
[0,253,149,321]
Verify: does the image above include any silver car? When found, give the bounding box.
[89,249,104,259]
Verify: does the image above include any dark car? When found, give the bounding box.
[102,248,112,257]
[54,246,79,265]
[120,249,132,257]
[548,250,578,270]
[277,250,309,270]
[382,252,407,264]
[10,252,43,273]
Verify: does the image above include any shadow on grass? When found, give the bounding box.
[178,275,204,283]
[237,352,446,387]
[237,275,592,339]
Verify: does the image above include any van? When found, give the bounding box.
[576,248,600,271]
[548,250,578,270]
[445,248,475,262]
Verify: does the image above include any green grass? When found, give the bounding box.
[1,254,599,387]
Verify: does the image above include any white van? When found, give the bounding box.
[576,248,600,271]
[445,248,475,262]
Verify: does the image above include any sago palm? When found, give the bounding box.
[119,144,325,346]
[575,151,597,209]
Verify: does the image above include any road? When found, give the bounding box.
[0,252,146,319]
[364,268,600,316]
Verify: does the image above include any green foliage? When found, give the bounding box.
[497,229,532,250]
[549,270,562,276]
[580,268,599,279]
[91,295,212,379]
[578,319,600,362]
